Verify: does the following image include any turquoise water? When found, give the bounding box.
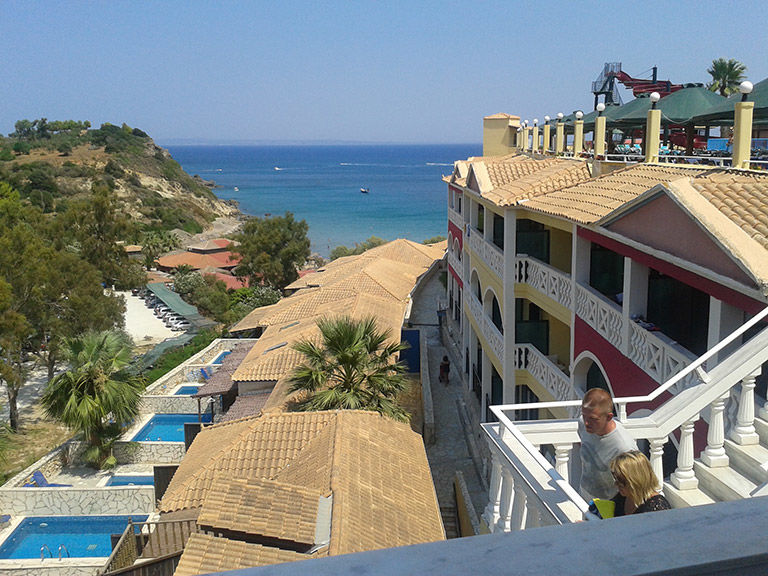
[132,413,212,442]
[0,515,147,559]
[167,144,481,256]
[106,475,154,487]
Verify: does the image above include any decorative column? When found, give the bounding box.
[594,103,606,158]
[542,117,551,154]
[555,113,565,154]
[645,92,662,163]
[509,482,527,530]
[482,453,503,529]
[573,111,584,156]
[502,210,517,405]
[532,120,540,154]
[732,81,754,169]
[730,371,760,445]
[649,438,666,493]
[496,468,515,532]
[701,393,730,467]
[554,443,572,483]
[670,417,699,490]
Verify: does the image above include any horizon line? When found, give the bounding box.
[157,139,482,147]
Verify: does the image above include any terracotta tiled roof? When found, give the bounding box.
[174,533,307,576]
[187,238,235,253]
[523,163,704,224]
[197,477,325,545]
[162,410,443,573]
[220,392,272,422]
[156,250,240,271]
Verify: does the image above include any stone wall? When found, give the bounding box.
[139,395,202,414]
[0,485,155,516]
[114,440,186,464]
[0,561,105,576]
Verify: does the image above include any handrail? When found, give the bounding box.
[492,306,768,420]
[58,544,70,559]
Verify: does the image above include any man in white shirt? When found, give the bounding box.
[578,388,637,501]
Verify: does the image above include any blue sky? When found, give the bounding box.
[2,1,767,144]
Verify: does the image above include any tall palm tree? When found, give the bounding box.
[707,58,747,97]
[41,330,145,469]
[289,316,410,422]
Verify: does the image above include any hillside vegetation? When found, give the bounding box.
[0,119,236,234]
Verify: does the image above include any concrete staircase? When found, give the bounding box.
[440,505,459,539]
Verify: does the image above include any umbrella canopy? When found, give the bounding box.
[691,77,768,125]
[608,94,655,128]
[581,103,624,131]
[613,86,726,127]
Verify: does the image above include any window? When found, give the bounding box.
[477,205,484,233]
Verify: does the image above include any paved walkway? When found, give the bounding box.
[410,267,487,518]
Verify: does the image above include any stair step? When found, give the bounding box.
[440,506,459,539]
[662,483,716,509]
[724,439,768,485]
[693,461,756,501]
[753,416,768,446]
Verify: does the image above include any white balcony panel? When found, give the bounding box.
[514,345,580,415]
[628,321,698,393]
[515,257,572,309]
[467,228,504,278]
[447,250,461,276]
[447,206,463,227]
[575,284,624,350]
[467,292,504,362]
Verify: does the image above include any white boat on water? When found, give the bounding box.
[274,166,282,171]
[360,187,370,194]
[234,187,239,192]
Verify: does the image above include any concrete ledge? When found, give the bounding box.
[453,471,481,537]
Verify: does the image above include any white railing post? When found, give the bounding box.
[509,483,527,531]
[649,438,666,493]
[730,371,760,445]
[483,454,503,529]
[496,468,515,532]
[554,443,572,484]
[701,392,730,467]
[670,418,699,490]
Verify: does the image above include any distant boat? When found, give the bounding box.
[234,187,239,192]
[274,166,282,171]
[360,187,370,194]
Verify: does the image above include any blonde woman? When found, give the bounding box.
[610,450,671,516]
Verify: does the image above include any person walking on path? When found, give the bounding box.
[439,355,450,385]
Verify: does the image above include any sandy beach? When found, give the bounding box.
[119,291,177,346]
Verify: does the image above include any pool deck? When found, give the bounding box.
[53,464,155,489]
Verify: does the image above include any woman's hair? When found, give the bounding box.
[610,450,658,505]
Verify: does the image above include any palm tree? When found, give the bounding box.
[40,330,145,469]
[289,316,410,421]
[707,58,747,97]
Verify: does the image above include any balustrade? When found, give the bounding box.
[514,257,572,309]
[446,249,461,276]
[513,345,580,417]
[467,227,504,278]
[575,284,624,349]
[467,293,504,362]
[448,206,463,227]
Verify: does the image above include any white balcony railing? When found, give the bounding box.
[446,249,461,276]
[448,206,463,227]
[574,283,624,349]
[483,307,768,533]
[515,256,572,309]
[628,321,698,394]
[467,227,504,278]
[513,345,580,417]
[467,292,504,362]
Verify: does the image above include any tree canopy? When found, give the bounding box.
[289,316,410,421]
[232,212,310,290]
[707,58,747,97]
[329,236,386,260]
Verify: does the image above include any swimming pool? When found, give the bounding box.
[106,475,154,487]
[0,515,148,559]
[132,413,212,442]
[212,350,231,364]
[175,385,201,395]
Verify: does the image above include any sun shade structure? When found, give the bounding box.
[692,77,768,125]
[613,86,727,127]
[581,103,624,131]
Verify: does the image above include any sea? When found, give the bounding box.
[166,144,481,257]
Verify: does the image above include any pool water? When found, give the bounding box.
[0,515,148,559]
[132,413,212,442]
[175,385,201,395]
[212,350,231,364]
[106,475,154,487]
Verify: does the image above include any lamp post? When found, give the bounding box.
[732,81,754,169]
[594,102,607,158]
[574,110,584,156]
[532,118,539,153]
[645,92,662,163]
[555,112,565,155]
[542,116,551,155]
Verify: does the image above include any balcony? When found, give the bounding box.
[515,256,572,309]
[467,227,504,278]
[483,310,768,535]
[513,344,580,416]
[448,205,463,227]
[446,249,461,277]
[467,291,504,363]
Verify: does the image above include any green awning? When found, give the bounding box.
[613,87,726,127]
[691,77,768,125]
[581,103,624,131]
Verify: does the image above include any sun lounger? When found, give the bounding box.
[23,470,72,487]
